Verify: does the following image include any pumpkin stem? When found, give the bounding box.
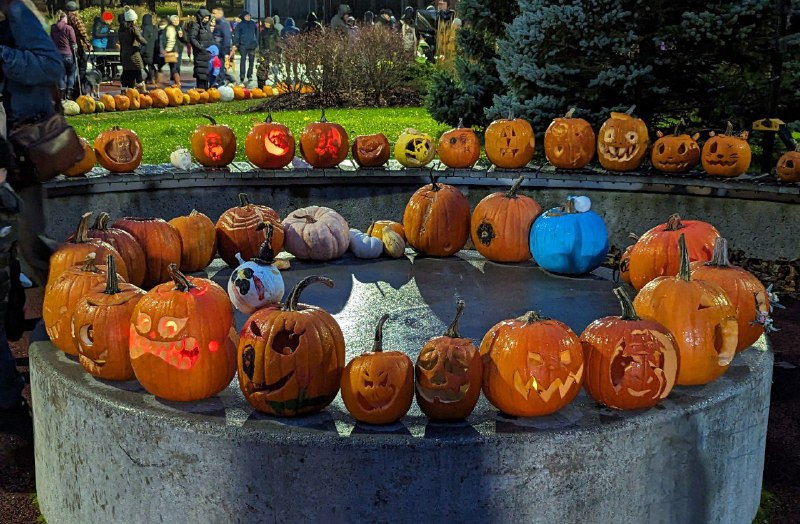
[429,174,440,191]
[74,212,93,243]
[366,221,375,236]
[266,110,273,124]
[724,121,734,136]
[372,314,390,352]
[506,175,525,198]
[319,108,328,123]
[625,105,636,115]
[678,234,691,282]
[168,263,195,291]
[104,255,121,294]
[190,209,200,217]
[517,311,548,324]
[705,237,732,268]
[564,107,576,119]
[795,143,800,153]
[443,300,465,338]
[673,118,686,136]
[254,222,276,263]
[665,214,685,231]
[457,117,465,129]
[92,212,111,230]
[506,109,515,121]
[613,287,639,321]
[81,252,100,272]
[285,276,334,312]
[293,214,317,224]
[563,198,576,214]
[629,232,640,241]
[202,114,218,125]
[238,193,250,207]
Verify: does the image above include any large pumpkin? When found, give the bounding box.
[139,94,153,109]
[485,111,535,169]
[237,276,345,416]
[351,133,391,168]
[75,95,96,114]
[341,314,414,424]
[282,206,350,261]
[72,255,145,380]
[169,210,218,273]
[633,234,738,386]
[228,223,284,314]
[149,89,169,108]
[702,122,752,177]
[580,287,678,410]
[245,112,296,169]
[543,108,596,169]
[99,93,115,111]
[166,86,183,106]
[470,176,542,263]
[190,115,237,168]
[690,237,769,352]
[63,137,96,176]
[94,127,142,173]
[627,214,720,290]
[481,311,584,416]
[216,193,284,267]
[597,109,649,172]
[394,128,436,168]
[299,110,349,168]
[113,217,182,288]
[651,121,700,173]
[113,94,130,111]
[130,265,237,401]
[415,300,482,420]
[86,212,146,287]
[776,144,800,182]
[403,175,470,257]
[438,118,481,169]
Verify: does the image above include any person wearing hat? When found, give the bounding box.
[118,6,146,89]
[211,7,233,83]
[231,9,257,85]
[140,13,158,88]
[91,11,112,50]
[190,8,214,89]
[65,1,90,97]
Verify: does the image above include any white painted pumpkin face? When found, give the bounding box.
[227,253,285,314]
[170,148,192,170]
[348,229,383,259]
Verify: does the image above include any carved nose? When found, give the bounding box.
[431,371,446,385]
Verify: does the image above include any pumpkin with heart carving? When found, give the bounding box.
[543,108,596,169]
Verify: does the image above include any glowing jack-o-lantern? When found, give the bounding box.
[351,133,391,168]
[580,287,679,410]
[701,122,752,177]
[776,144,800,182]
[485,111,535,169]
[597,108,649,172]
[341,314,414,424]
[94,127,143,173]
[299,110,349,168]
[245,112,296,169]
[438,118,481,169]
[651,120,700,173]
[190,115,237,168]
[394,128,436,168]
[129,265,238,401]
[237,276,345,416]
[543,108,596,169]
[481,311,584,416]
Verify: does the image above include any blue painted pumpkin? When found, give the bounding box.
[530,198,609,275]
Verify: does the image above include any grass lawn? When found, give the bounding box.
[68,102,449,165]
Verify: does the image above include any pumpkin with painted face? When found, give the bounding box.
[245,112,296,170]
[394,128,436,168]
[228,223,284,314]
[216,193,284,267]
[485,111,535,169]
[403,175,470,257]
[130,265,238,401]
[438,118,481,169]
[651,122,700,173]
[597,109,649,172]
[238,276,345,416]
[94,127,142,173]
[341,315,414,424]
[191,115,237,168]
[71,256,145,380]
[580,288,679,410]
[543,108,596,169]
[351,133,391,168]
[299,110,349,168]
[480,311,584,416]
[776,145,800,182]
[702,122,751,177]
[415,300,482,420]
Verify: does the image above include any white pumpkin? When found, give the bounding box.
[348,229,383,259]
[382,229,406,259]
[62,100,81,116]
[227,224,284,314]
[170,148,192,170]
[282,206,350,261]
[218,85,235,102]
[569,195,592,213]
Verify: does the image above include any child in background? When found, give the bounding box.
[207,44,222,86]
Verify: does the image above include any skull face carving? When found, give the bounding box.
[597,111,649,172]
[651,132,700,173]
[544,112,596,169]
[395,129,437,168]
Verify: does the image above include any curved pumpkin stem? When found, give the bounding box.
[564,107,576,119]
[319,108,328,123]
[443,300,465,338]
[724,121,734,136]
[629,232,640,241]
[285,275,334,312]
[238,193,251,207]
[673,118,687,136]
[665,214,685,231]
[429,174,440,191]
[625,105,636,115]
[168,263,195,291]
[266,110,273,124]
[456,117,466,129]
[506,175,525,198]
[678,234,691,282]
[293,214,317,224]
[93,212,111,230]
[506,109,515,121]
[74,212,93,243]
[104,255,121,294]
[705,237,732,268]
[81,252,100,272]
[366,221,375,236]
[254,222,276,263]
[190,209,202,217]
[517,311,548,324]
[372,314,390,352]
[201,114,218,125]
[613,287,639,321]
[563,198,576,214]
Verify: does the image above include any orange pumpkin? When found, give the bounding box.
[341,314,414,424]
[543,108,596,169]
[94,126,143,173]
[702,122,752,177]
[99,93,115,111]
[617,233,639,285]
[438,118,481,169]
[125,88,140,110]
[366,220,405,242]
[470,175,542,263]
[480,311,584,416]
[75,95,96,114]
[580,288,679,410]
[403,175,470,257]
[415,300,482,420]
[86,212,146,287]
[351,133,391,168]
[63,137,95,176]
[216,193,284,267]
[187,89,201,104]
[651,121,700,173]
[198,90,210,104]
[485,111,535,169]
[233,85,246,100]
[776,144,800,182]
[169,210,218,273]
[207,88,221,103]
[191,115,237,168]
[237,276,345,416]
[597,108,649,171]
[113,94,130,111]
[166,86,183,106]
[690,237,769,352]
[244,112,296,169]
[299,110,349,168]
[149,89,169,108]
[112,217,182,288]
[139,94,153,109]
[130,265,237,401]
[634,234,738,385]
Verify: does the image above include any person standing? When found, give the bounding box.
[211,7,232,83]
[400,7,417,52]
[118,7,146,89]
[140,13,158,88]
[65,1,90,96]
[190,8,214,89]
[301,11,322,34]
[232,10,257,85]
[256,16,278,89]
[330,4,350,33]
[50,10,77,99]
[272,14,283,34]
[163,15,185,87]
[280,17,299,39]
[378,9,394,30]
[91,13,111,50]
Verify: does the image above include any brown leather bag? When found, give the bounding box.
[164,51,178,63]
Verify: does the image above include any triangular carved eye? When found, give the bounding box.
[249,321,263,338]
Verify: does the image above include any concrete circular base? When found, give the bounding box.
[31,254,773,523]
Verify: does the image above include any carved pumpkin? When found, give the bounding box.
[597,109,649,171]
[139,94,152,109]
[245,112,296,169]
[99,93,115,111]
[341,314,414,424]
[86,212,145,287]
[485,111,535,169]
[113,94,130,111]
[351,133,391,168]
[702,122,751,177]
[149,89,169,108]
[480,311,584,416]
[628,214,720,290]
[227,223,284,314]
[63,137,95,176]
[349,228,383,259]
[125,88,140,110]
[94,127,142,173]
[168,210,217,273]
[634,235,738,385]
[438,118,481,169]
[299,110,349,168]
[470,176,541,263]
[776,145,800,182]
[544,108,596,169]
[617,233,639,286]
[75,95,96,114]
[112,217,182,288]
[651,121,700,173]
[580,288,678,410]
[130,265,237,401]
[394,128,436,168]
[403,175,470,257]
[690,237,769,352]
[216,193,284,267]
[415,300,482,420]
[72,255,145,380]
[367,220,405,242]
[190,115,236,168]
[237,276,345,416]
[282,206,350,261]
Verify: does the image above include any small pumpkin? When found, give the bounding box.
[139,94,153,109]
[112,217,182,288]
[394,128,436,168]
[366,220,405,242]
[75,95,96,114]
[233,85,246,100]
[245,112,296,169]
[702,122,751,177]
[125,88,140,110]
[182,93,190,106]
[99,93,116,111]
[403,175,470,257]
[299,110,350,168]
[169,210,218,273]
[165,86,183,106]
[197,90,210,104]
[351,133,391,168]
[95,101,105,112]
[228,223,284,314]
[187,88,202,104]
[651,120,700,173]
[283,206,350,261]
[341,314,414,424]
[63,137,96,176]
[149,89,169,108]
[381,230,406,259]
[94,126,143,173]
[218,85,234,102]
[62,99,81,116]
[113,94,130,111]
[597,107,649,172]
[543,108,596,169]
[207,87,222,103]
[348,228,383,259]
[438,118,481,169]
[191,115,237,168]
[170,148,192,170]
[250,87,265,99]
[85,212,145,287]
[776,144,800,182]
[216,193,284,267]
[485,111,535,169]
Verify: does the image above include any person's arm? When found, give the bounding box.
[0,2,64,86]
[73,16,92,51]
[232,23,240,49]
[68,25,78,54]
[134,27,146,45]
[189,24,202,50]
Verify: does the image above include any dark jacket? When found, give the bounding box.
[190,10,214,81]
[118,21,146,71]
[50,19,77,56]
[212,15,231,50]
[301,12,322,33]
[140,14,158,64]
[258,26,279,53]
[330,4,350,32]
[281,17,299,38]
[233,17,258,50]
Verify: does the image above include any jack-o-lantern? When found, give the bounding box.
[543,108,596,169]
[367,220,405,242]
[394,128,436,168]
[438,118,481,169]
[341,314,414,424]
[690,237,770,352]
[776,144,800,182]
[245,112,296,170]
[415,300,482,420]
[480,311,584,416]
[94,127,142,173]
[351,133,391,168]
[580,288,678,410]
[228,223,284,314]
[130,264,238,401]
[168,210,217,273]
[651,120,700,173]
[71,255,145,380]
[237,276,345,416]
[597,108,649,172]
[702,122,751,177]
[485,111,535,169]
[471,176,542,263]
[86,212,145,287]
[403,175,470,257]
[112,217,182,288]
[282,206,350,261]
[216,193,284,267]
[191,115,237,168]
[63,138,95,176]
[617,233,639,285]
[299,110,349,168]
[149,89,169,108]
[634,234,738,386]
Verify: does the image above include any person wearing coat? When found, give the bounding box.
[140,13,159,88]
[162,15,186,87]
[190,9,214,89]
[118,7,146,89]
[50,10,77,98]
[301,11,322,33]
[330,4,350,33]
[280,17,299,38]
[255,16,279,89]
[232,10,257,85]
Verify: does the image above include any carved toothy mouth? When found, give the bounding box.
[79,350,109,368]
[657,160,689,169]
[250,371,295,393]
[599,143,640,162]
[356,376,397,411]
[512,365,584,403]
[705,158,738,167]
[129,334,203,370]
[416,382,470,404]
